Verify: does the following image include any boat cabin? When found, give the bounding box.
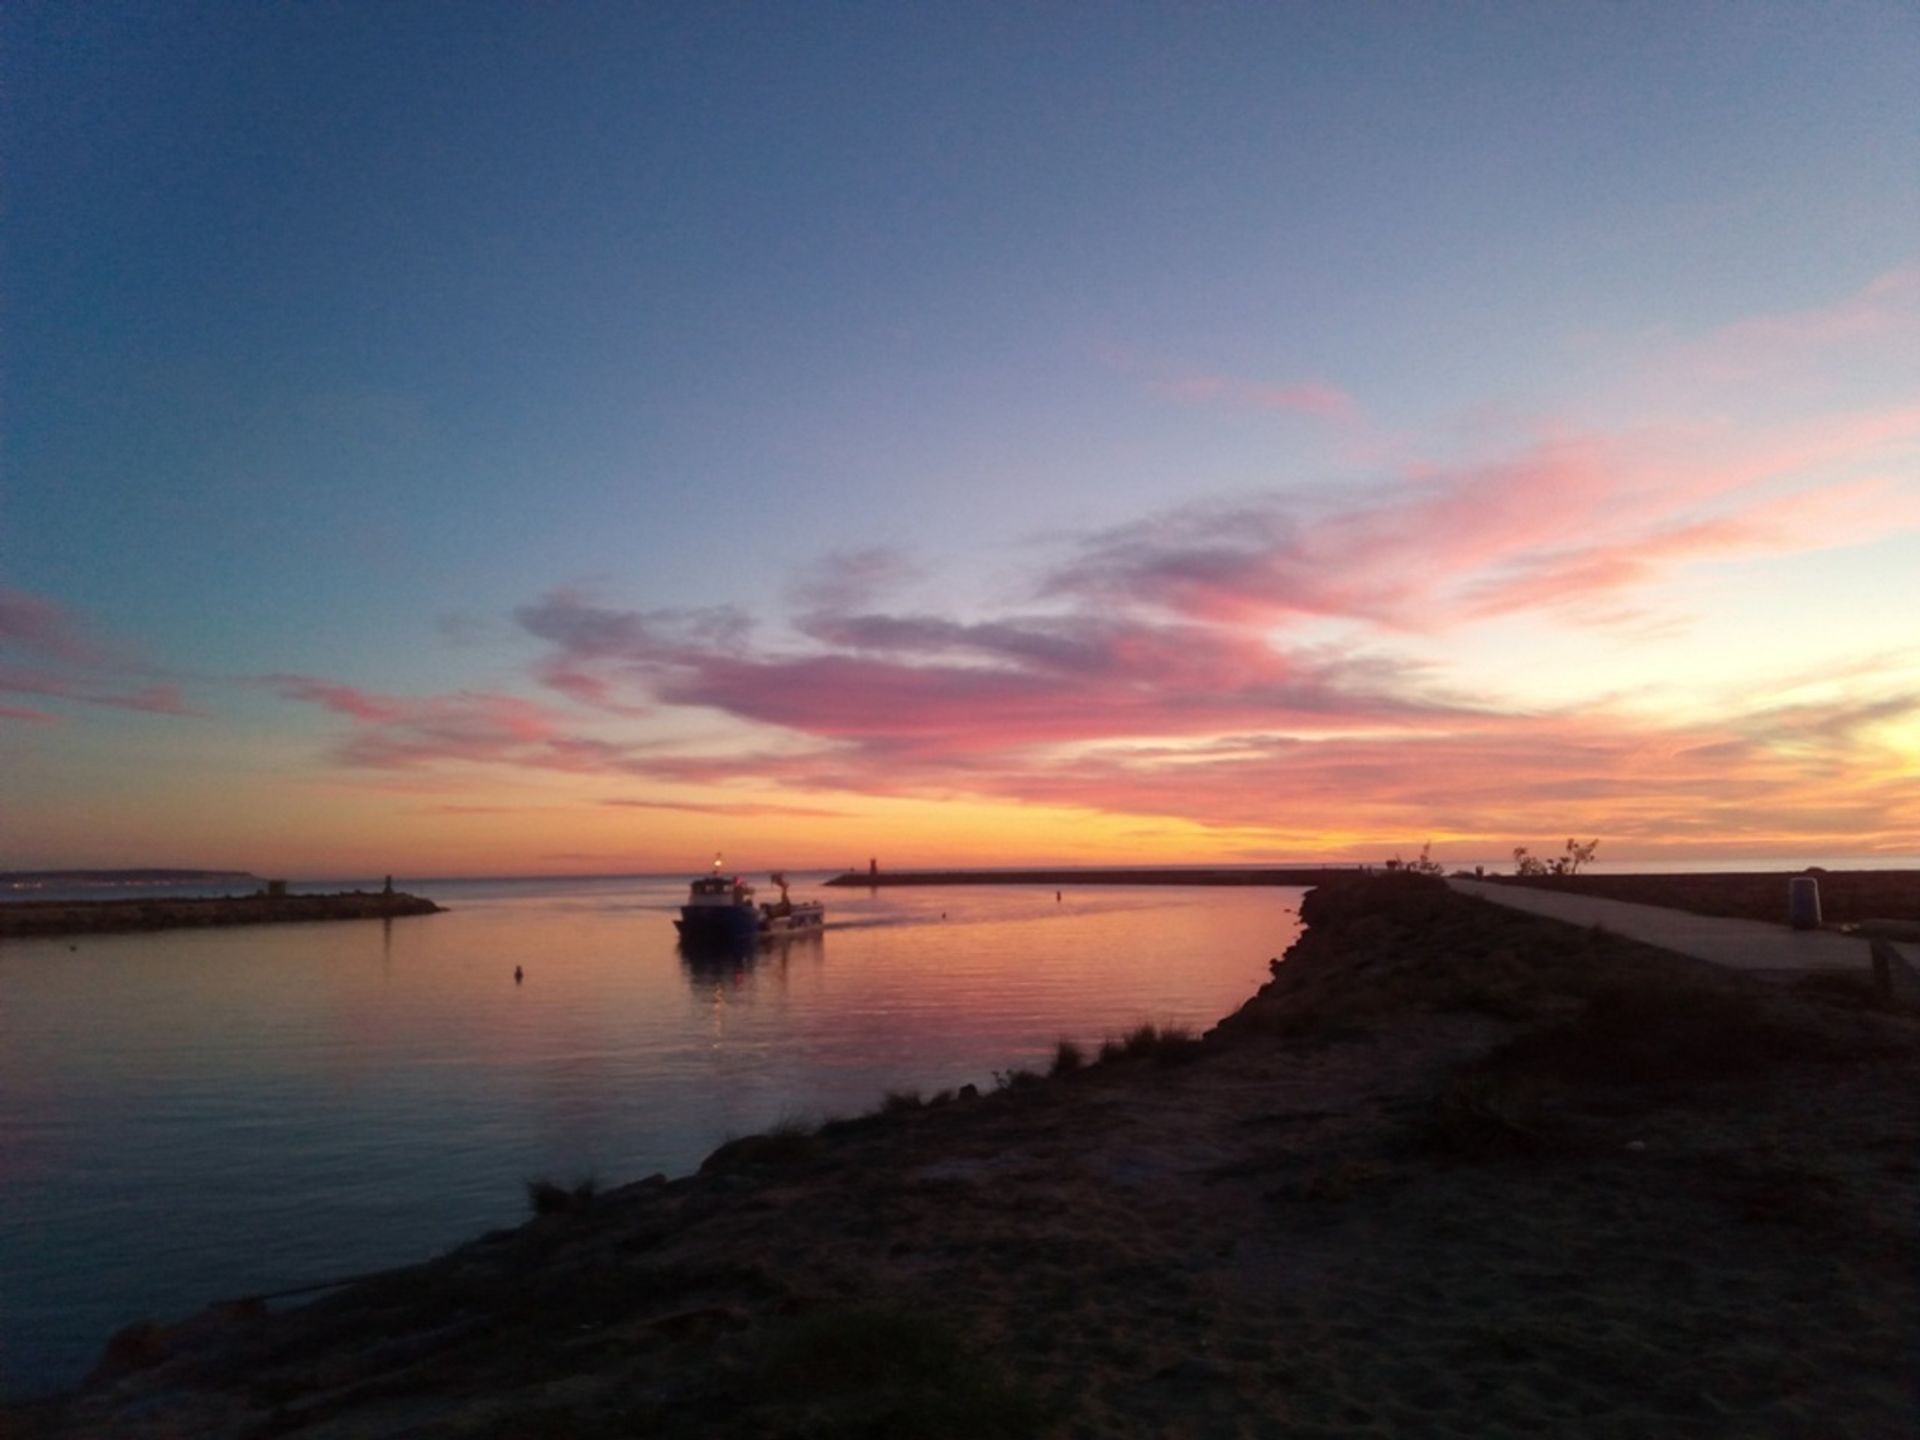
[685,874,753,907]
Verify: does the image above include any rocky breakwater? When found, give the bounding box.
[11,874,1917,1438]
[0,889,444,938]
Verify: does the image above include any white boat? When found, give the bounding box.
[757,872,825,936]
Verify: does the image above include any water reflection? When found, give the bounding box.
[1,877,1297,1395]
[678,931,824,1000]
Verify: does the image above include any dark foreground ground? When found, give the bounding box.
[0,891,444,938]
[1492,869,1920,928]
[13,876,1918,1438]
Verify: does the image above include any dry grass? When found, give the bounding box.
[1097,1022,1204,1065]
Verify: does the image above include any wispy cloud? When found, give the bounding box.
[785,547,923,613]
[1673,260,1920,385]
[265,675,602,772]
[522,592,1481,757]
[0,590,202,719]
[1047,409,1920,628]
[602,797,851,819]
[1146,372,1359,423]
[0,588,117,667]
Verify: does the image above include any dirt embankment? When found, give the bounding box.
[1488,869,1920,927]
[13,875,1918,1439]
[0,891,444,938]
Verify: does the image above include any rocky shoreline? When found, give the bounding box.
[12,874,1917,1437]
[0,890,445,939]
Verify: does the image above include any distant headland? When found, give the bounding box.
[1,868,262,891]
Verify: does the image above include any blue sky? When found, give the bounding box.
[5,3,1917,873]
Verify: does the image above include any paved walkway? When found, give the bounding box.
[1446,878,1895,976]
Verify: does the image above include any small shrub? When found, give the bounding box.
[1384,842,1446,876]
[1049,1038,1085,1076]
[526,1175,598,1216]
[992,1067,1042,1091]
[700,1116,821,1171]
[881,1088,924,1114]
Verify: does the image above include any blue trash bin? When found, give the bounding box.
[1787,875,1821,930]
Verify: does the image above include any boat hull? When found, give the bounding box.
[675,906,763,948]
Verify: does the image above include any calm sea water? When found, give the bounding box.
[0,874,1302,1397]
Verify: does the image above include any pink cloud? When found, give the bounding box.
[0,666,201,717]
[1463,477,1920,617]
[268,675,607,773]
[518,593,1486,761]
[0,588,115,667]
[0,588,202,720]
[0,702,57,724]
[1147,372,1360,423]
[1046,404,1920,629]
[1677,260,1920,385]
[268,675,412,723]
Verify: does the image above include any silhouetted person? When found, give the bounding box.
[383,874,393,895]
[514,965,523,983]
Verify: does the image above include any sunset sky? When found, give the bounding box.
[5,3,1917,876]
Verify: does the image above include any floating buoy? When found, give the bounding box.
[514,965,524,983]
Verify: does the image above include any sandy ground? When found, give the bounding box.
[13,876,1918,1439]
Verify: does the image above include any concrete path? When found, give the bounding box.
[1446,878,1889,976]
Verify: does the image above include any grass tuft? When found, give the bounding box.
[1049,1038,1085,1076]
[753,1305,1050,1437]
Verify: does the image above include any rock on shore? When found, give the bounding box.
[11,875,1917,1438]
